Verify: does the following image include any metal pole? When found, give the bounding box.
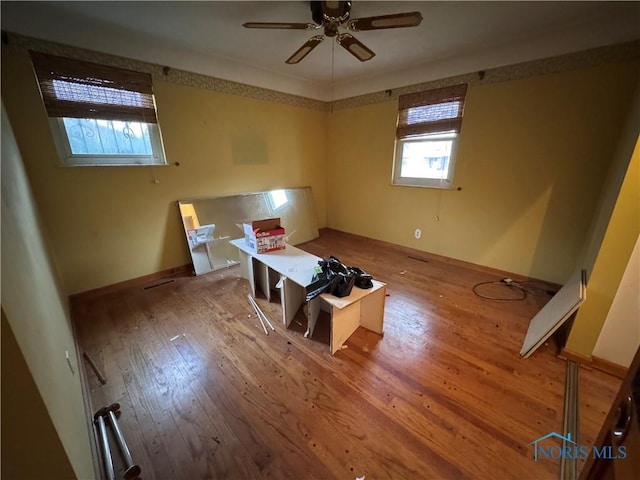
[94,414,115,480]
[105,409,141,480]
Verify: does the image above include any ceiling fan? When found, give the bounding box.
[243,1,423,64]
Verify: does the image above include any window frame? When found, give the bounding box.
[392,84,467,189]
[393,132,459,189]
[49,117,167,167]
[30,50,168,167]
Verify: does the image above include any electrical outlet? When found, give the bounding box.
[414,228,422,239]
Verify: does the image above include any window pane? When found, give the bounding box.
[62,118,153,155]
[400,139,452,179]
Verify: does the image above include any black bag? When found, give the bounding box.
[326,257,357,298]
[350,266,373,289]
[305,256,372,301]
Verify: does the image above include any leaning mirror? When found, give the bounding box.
[178,187,319,275]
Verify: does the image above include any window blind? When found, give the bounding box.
[396,84,467,139]
[30,51,158,124]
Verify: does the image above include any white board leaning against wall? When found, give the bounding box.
[520,269,586,358]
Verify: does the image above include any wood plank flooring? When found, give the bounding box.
[73,229,620,479]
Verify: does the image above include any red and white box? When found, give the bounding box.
[243,218,285,253]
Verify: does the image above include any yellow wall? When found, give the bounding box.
[1,48,328,294]
[1,104,94,479]
[1,311,78,480]
[327,62,640,284]
[2,45,638,293]
[566,135,640,356]
[578,81,640,277]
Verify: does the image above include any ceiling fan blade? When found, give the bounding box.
[336,33,375,62]
[243,22,317,30]
[286,35,325,64]
[347,12,423,31]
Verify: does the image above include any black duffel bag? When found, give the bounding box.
[305,256,373,301]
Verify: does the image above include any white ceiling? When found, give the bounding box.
[2,1,639,101]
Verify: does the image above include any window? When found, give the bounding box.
[30,51,166,166]
[393,84,467,188]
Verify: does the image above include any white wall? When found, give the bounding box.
[592,234,640,367]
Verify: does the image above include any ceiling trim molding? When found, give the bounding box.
[4,32,638,113]
[332,39,640,111]
[3,32,330,112]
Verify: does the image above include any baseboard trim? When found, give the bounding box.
[558,349,628,379]
[558,348,593,366]
[69,311,103,480]
[319,228,562,290]
[558,348,593,370]
[591,356,628,379]
[69,264,193,302]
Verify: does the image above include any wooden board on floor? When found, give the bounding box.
[520,269,586,358]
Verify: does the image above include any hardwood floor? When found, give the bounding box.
[73,229,620,479]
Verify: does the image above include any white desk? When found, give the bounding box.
[229,239,385,353]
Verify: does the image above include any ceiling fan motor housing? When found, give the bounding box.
[311,1,352,25]
[245,2,422,64]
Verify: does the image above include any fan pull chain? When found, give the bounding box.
[330,39,335,114]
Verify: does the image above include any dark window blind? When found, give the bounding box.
[397,84,467,139]
[30,51,158,124]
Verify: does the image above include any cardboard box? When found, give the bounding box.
[243,218,286,253]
